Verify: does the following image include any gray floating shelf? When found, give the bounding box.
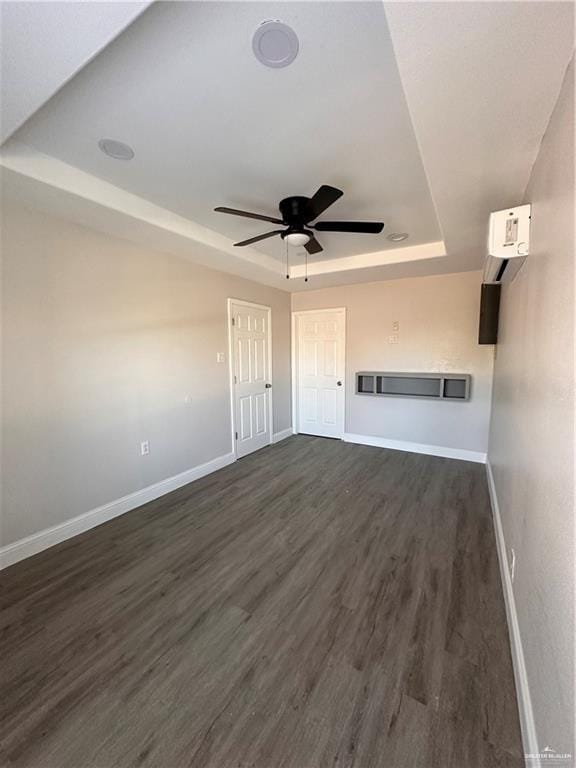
[356,372,471,401]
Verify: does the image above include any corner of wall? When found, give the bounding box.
[486,461,540,767]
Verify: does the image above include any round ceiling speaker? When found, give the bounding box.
[252,21,299,69]
[98,138,135,160]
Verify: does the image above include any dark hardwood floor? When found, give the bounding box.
[1,436,523,767]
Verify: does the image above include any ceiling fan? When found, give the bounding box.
[214,185,384,258]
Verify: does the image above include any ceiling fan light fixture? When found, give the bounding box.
[284,231,310,247]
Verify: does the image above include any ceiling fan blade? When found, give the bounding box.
[304,235,323,255]
[313,221,384,233]
[234,230,284,247]
[309,185,344,219]
[215,206,284,225]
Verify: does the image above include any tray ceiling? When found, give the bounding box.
[1,1,573,290]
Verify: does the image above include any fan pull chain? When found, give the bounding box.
[305,248,308,282]
[285,238,289,279]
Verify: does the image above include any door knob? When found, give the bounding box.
[265,383,272,388]
[337,381,342,386]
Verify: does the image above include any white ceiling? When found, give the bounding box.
[0,1,152,142]
[7,1,441,264]
[384,1,575,274]
[1,1,574,291]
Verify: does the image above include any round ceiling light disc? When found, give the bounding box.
[387,233,409,242]
[98,138,135,160]
[252,21,299,69]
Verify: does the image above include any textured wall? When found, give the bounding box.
[1,201,291,546]
[489,58,574,755]
[292,270,494,454]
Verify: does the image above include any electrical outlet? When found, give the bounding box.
[216,352,225,363]
[140,441,150,456]
[392,320,400,332]
[388,334,399,344]
[510,548,516,582]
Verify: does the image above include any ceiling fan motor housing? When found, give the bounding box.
[279,196,315,226]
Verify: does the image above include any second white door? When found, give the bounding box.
[294,309,345,438]
[230,300,272,458]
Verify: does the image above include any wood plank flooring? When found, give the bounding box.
[0,436,523,767]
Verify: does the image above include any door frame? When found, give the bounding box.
[291,307,346,437]
[227,298,274,458]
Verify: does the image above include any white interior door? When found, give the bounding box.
[294,309,345,438]
[230,300,272,458]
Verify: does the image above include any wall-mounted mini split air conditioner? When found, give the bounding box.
[483,204,531,283]
[479,204,531,345]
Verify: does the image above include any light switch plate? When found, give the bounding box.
[216,352,225,363]
[388,334,399,344]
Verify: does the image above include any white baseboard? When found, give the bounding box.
[0,451,236,571]
[272,427,294,444]
[486,460,539,768]
[343,433,486,464]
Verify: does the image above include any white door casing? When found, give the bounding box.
[228,299,273,458]
[292,309,346,438]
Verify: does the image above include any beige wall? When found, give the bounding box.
[292,270,494,455]
[1,201,291,547]
[489,59,574,755]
